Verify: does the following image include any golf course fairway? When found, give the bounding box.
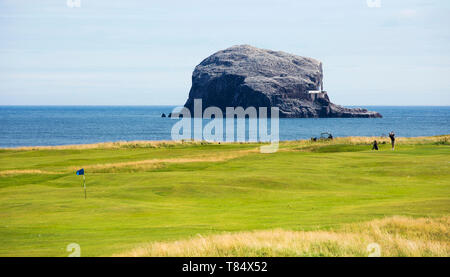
[0,136,449,256]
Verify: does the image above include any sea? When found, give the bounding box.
[0,106,449,148]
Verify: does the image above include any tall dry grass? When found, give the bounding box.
[6,140,206,151]
[80,149,258,173]
[282,134,450,147]
[0,169,62,176]
[3,135,448,151]
[116,216,450,257]
[332,135,450,145]
[278,135,450,152]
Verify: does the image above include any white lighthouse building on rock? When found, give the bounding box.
[308,81,328,101]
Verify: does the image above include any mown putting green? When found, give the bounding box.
[0,137,449,256]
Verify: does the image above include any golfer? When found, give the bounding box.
[372,140,379,150]
[389,131,395,150]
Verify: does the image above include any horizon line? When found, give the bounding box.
[0,104,450,107]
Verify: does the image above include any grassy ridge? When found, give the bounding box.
[0,136,449,256]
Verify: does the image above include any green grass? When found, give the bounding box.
[0,137,449,256]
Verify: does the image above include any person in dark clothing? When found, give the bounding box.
[372,140,379,150]
[389,131,395,150]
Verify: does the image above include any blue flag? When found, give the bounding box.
[76,168,85,176]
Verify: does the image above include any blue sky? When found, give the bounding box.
[0,0,449,105]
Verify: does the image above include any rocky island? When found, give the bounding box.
[183,45,381,118]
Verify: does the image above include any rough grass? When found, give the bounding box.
[0,135,448,256]
[279,135,450,151]
[118,216,450,257]
[0,169,61,176]
[79,149,258,173]
[5,140,236,151]
[3,135,448,151]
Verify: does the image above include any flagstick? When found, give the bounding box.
[83,175,86,199]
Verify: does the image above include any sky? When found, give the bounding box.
[0,0,449,106]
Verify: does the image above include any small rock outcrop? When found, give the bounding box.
[183,45,381,118]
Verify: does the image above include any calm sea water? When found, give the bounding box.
[0,106,449,148]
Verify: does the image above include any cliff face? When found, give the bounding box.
[184,45,382,118]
